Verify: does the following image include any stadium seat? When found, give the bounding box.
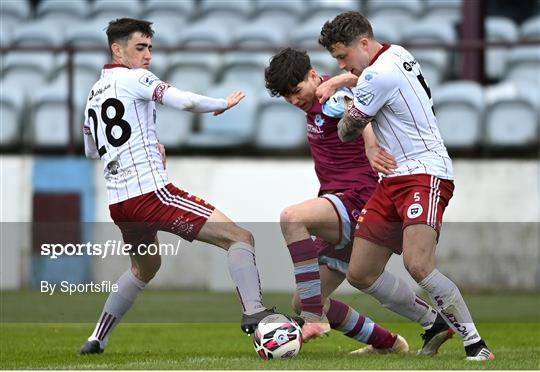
[2,52,56,96]
[197,0,253,26]
[402,20,456,87]
[425,0,463,25]
[91,0,143,21]
[306,0,361,20]
[485,82,539,148]
[64,22,109,47]
[175,19,232,48]
[31,87,72,147]
[150,23,177,49]
[0,18,12,47]
[369,15,401,44]
[310,51,340,76]
[485,17,519,81]
[0,85,24,147]
[433,81,484,149]
[148,52,168,80]
[154,106,194,148]
[144,0,196,26]
[50,52,108,105]
[186,84,258,148]
[252,1,306,29]
[232,21,288,49]
[507,46,540,82]
[255,95,307,150]
[9,20,63,47]
[36,0,90,28]
[220,52,272,90]
[0,0,30,22]
[290,18,329,49]
[520,15,540,41]
[367,0,423,24]
[165,52,222,93]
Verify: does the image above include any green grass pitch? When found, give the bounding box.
[1,291,539,369]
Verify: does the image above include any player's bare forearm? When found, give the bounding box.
[316,73,358,103]
[337,114,368,142]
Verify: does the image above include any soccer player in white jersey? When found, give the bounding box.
[80,18,281,354]
[316,12,494,361]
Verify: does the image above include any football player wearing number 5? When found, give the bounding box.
[81,18,278,354]
[317,12,494,361]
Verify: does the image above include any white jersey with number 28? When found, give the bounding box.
[353,44,454,180]
[83,64,227,205]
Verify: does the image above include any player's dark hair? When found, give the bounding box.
[106,18,154,49]
[319,11,374,51]
[265,48,312,97]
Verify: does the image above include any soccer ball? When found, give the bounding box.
[253,314,302,360]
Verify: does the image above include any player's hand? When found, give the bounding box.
[158,143,167,169]
[213,91,245,116]
[366,145,397,175]
[316,80,338,104]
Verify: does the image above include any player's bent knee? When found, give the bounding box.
[280,206,303,227]
[346,270,375,290]
[404,262,431,282]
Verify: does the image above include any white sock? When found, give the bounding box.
[227,242,265,315]
[88,270,146,348]
[418,269,481,346]
[362,271,438,328]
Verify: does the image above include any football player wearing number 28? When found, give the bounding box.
[81,18,278,354]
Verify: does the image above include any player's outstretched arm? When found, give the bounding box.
[213,91,246,116]
[362,124,397,175]
[337,97,371,142]
[160,86,244,114]
[316,73,358,104]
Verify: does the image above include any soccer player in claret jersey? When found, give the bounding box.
[264,48,453,355]
[317,11,494,361]
[80,18,279,354]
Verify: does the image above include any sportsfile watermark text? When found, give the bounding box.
[41,240,181,259]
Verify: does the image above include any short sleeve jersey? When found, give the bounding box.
[83,64,169,205]
[352,44,454,180]
[306,76,377,195]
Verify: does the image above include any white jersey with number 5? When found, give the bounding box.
[83,64,227,205]
[353,44,454,180]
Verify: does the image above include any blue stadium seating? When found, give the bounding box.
[255,95,307,150]
[186,83,258,148]
[485,82,539,148]
[434,81,484,149]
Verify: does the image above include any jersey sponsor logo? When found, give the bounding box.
[88,84,111,101]
[314,114,325,127]
[407,203,423,219]
[402,60,417,72]
[354,88,374,106]
[138,73,160,87]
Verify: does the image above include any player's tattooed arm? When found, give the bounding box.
[337,99,372,142]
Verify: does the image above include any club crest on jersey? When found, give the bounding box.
[354,89,374,106]
[139,73,159,87]
[314,114,325,127]
[407,203,423,219]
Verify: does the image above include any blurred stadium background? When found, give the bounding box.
[0,0,539,296]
